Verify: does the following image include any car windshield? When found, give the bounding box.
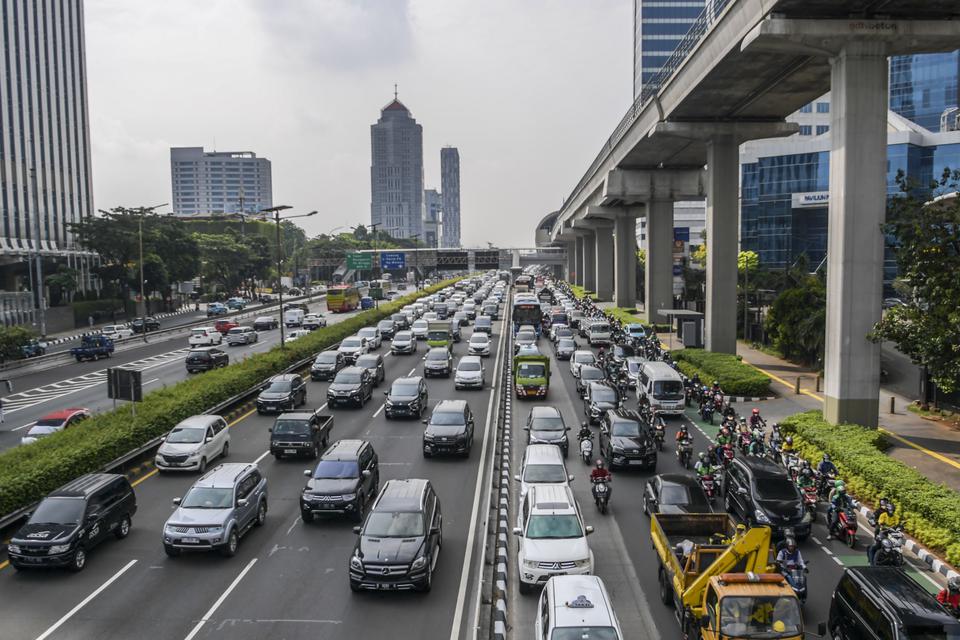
[312,460,359,478]
[459,361,481,372]
[719,596,802,639]
[316,353,338,364]
[531,417,565,431]
[590,324,610,333]
[391,382,419,396]
[395,332,413,341]
[517,331,535,341]
[551,628,620,640]
[166,427,206,444]
[181,487,233,509]
[755,478,799,501]
[273,419,310,436]
[356,356,378,368]
[661,485,692,505]
[188,350,210,358]
[363,511,424,538]
[29,497,84,525]
[628,360,642,374]
[334,372,362,384]
[470,335,488,344]
[378,321,394,330]
[525,514,582,539]
[413,321,428,329]
[592,387,618,402]
[192,329,208,335]
[426,350,448,361]
[614,345,634,357]
[342,338,362,348]
[523,464,567,483]
[653,380,684,399]
[266,381,293,393]
[611,420,641,438]
[431,411,465,426]
[903,624,960,640]
[558,339,575,349]
[574,353,595,364]
[477,318,491,326]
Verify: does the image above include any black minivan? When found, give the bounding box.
[8,474,137,572]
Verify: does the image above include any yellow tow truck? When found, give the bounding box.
[651,513,805,640]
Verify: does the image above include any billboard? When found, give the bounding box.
[379,252,406,270]
[474,250,500,270]
[437,251,469,270]
[346,253,372,269]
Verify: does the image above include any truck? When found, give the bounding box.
[426,321,452,352]
[651,513,804,640]
[284,308,305,328]
[70,335,115,362]
[513,352,551,399]
[269,411,333,459]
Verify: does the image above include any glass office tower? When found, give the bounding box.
[889,51,960,132]
[633,0,706,99]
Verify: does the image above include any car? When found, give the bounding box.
[642,474,712,515]
[462,302,477,320]
[206,303,229,317]
[155,415,231,473]
[269,410,333,459]
[524,406,570,457]
[569,350,596,377]
[20,407,92,446]
[354,353,386,386]
[583,381,622,425]
[310,350,344,381]
[482,304,499,320]
[360,296,375,309]
[253,316,279,331]
[357,326,382,350]
[390,330,417,355]
[624,357,645,389]
[514,484,594,594]
[377,319,397,340]
[349,478,442,592]
[226,326,259,346]
[285,329,312,342]
[549,323,570,342]
[302,313,327,330]
[610,344,635,364]
[327,366,375,407]
[423,346,453,377]
[7,473,136,572]
[575,365,605,398]
[625,323,645,340]
[422,399,475,458]
[555,337,577,360]
[384,290,399,300]
[515,444,572,499]
[882,297,905,310]
[474,315,493,334]
[214,319,239,335]
[599,409,657,470]
[338,335,369,364]
[185,347,229,373]
[256,373,308,414]
[454,355,485,390]
[101,324,134,340]
[226,297,246,310]
[19,338,48,358]
[536,576,625,640]
[391,312,410,330]
[723,456,811,539]
[131,317,160,333]
[468,332,491,357]
[513,330,537,353]
[189,327,223,346]
[301,439,380,522]
[411,319,429,340]
[453,311,470,327]
[384,376,428,419]
[163,463,267,557]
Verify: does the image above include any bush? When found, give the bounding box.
[781,411,960,565]
[0,279,460,517]
[71,298,131,325]
[673,349,771,397]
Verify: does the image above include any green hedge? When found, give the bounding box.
[672,349,771,397]
[781,411,960,565]
[0,279,459,516]
[71,299,134,325]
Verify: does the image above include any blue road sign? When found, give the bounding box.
[380,252,406,270]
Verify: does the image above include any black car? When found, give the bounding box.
[327,367,375,408]
[131,317,160,333]
[257,374,308,414]
[642,474,711,515]
[354,353,386,386]
[829,568,959,640]
[185,347,229,373]
[524,406,570,457]
[270,411,333,459]
[391,313,410,330]
[723,456,811,539]
[349,478,442,592]
[575,365,606,398]
[599,409,657,470]
[253,317,279,331]
[583,381,622,425]
[310,350,344,381]
[301,439,379,523]
[555,337,577,360]
[610,343,636,364]
[433,303,450,320]
[377,319,397,340]
[482,304,498,320]
[423,347,453,378]
[384,376,428,420]
[422,399,475,458]
[8,474,136,572]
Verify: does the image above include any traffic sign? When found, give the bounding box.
[380,252,406,270]
[346,253,372,269]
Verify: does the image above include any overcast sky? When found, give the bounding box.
[85,0,631,246]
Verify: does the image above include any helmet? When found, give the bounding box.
[822,453,831,462]
[949,577,960,593]
[885,502,895,515]
[698,452,707,462]
[838,486,847,496]
[785,537,797,551]
[752,408,760,415]
[713,380,719,386]
[680,424,689,432]
[785,436,793,445]
[801,468,813,479]
[707,445,716,454]
[835,480,845,490]
[596,460,604,469]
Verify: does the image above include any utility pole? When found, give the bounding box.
[260,206,316,349]
[743,254,749,343]
[29,167,46,338]
[410,233,421,290]
[368,222,381,308]
[139,213,146,343]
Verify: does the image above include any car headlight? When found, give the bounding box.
[341,494,357,502]
[350,554,364,571]
[612,445,624,453]
[523,559,539,569]
[423,433,435,442]
[7,544,21,554]
[385,400,394,407]
[574,558,591,568]
[754,509,772,524]
[411,556,427,571]
[48,544,72,554]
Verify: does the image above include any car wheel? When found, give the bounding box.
[70,548,87,572]
[419,565,433,593]
[350,581,361,593]
[164,544,181,558]
[198,457,207,474]
[115,515,131,539]
[220,530,239,557]
[255,501,267,527]
[221,442,229,459]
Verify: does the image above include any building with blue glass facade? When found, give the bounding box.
[633,0,706,99]
[890,51,960,132]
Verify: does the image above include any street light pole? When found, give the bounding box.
[29,166,46,338]
[409,233,421,290]
[367,222,381,308]
[259,206,316,349]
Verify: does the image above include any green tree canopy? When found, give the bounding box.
[764,275,826,366]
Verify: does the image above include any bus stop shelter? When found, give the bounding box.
[656,309,704,349]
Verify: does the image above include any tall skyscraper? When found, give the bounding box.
[440,147,460,248]
[423,189,441,248]
[890,51,960,132]
[170,147,272,217]
[0,0,95,294]
[370,96,424,239]
[633,0,706,99]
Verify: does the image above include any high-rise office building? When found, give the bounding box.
[370,97,424,239]
[440,147,460,248]
[890,51,960,132]
[633,0,706,99]
[0,0,96,297]
[170,147,272,217]
[423,188,441,248]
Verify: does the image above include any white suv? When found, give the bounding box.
[536,576,624,640]
[570,350,596,378]
[515,444,572,499]
[514,484,594,594]
[155,415,230,473]
[226,326,259,346]
[189,327,222,346]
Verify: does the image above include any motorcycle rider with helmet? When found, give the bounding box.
[827,484,854,540]
[577,422,592,442]
[776,537,806,571]
[937,577,960,613]
[749,408,765,428]
[818,453,838,477]
[796,467,816,490]
[867,499,901,565]
[590,459,612,501]
[694,452,714,478]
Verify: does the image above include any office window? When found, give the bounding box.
[799,103,813,113]
[816,102,830,113]
[816,125,830,135]
[799,125,812,136]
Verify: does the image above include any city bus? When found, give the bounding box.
[513,296,543,335]
[370,279,392,301]
[327,284,360,313]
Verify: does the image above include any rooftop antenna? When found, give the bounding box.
[394,83,398,100]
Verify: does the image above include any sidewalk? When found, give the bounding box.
[39,305,198,346]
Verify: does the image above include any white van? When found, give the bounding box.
[536,576,624,640]
[284,308,305,328]
[636,360,686,415]
[587,322,611,346]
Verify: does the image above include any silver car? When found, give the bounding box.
[454,356,485,390]
[570,350,596,378]
[391,330,417,354]
[163,463,267,558]
[468,333,491,357]
[155,415,231,473]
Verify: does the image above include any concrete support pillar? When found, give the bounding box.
[582,231,596,293]
[565,242,576,282]
[613,214,637,308]
[644,200,674,324]
[705,136,739,354]
[574,236,585,286]
[823,42,888,427]
[594,224,614,302]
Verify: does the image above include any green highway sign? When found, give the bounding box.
[346,253,373,269]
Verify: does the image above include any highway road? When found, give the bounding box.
[0,301,505,640]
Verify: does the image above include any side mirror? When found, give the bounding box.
[523,426,530,431]
[204,436,212,443]
[512,527,522,536]
[585,525,594,535]
[514,474,521,482]
[237,498,249,508]
[353,526,362,535]
[422,419,429,425]
[568,474,575,482]
[172,497,181,506]
[268,427,273,433]
[430,526,441,535]
[737,487,748,495]
[160,435,166,442]
[303,469,312,478]
[383,391,389,396]
[361,470,372,478]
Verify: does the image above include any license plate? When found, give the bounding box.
[181,537,200,544]
[322,504,335,509]
[629,459,645,465]
[284,449,296,454]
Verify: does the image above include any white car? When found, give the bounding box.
[154,415,230,473]
[302,313,327,330]
[357,326,382,350]
[536,576,624,640]
[101,324,134,340]
[454,356,485,390]
[468,333,491,357]
[411,319,429,340]
[285,329,312,342]
[189,327,223,346]
[515,444,572,499]
[514,484,594,594]
[226,326,259,346]
[570,350,596,378]
[338,335,369,363]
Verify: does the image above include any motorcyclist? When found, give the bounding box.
[775,537,806,571]
[711,380,722,395]
[748,428,765,456]
[590,459,612,483]
[937,577,960,612]
[817,453,838,477]
[597,347,607,365]
[577,422,592,442]
[716,427,732,447]
[781,436,795,456]
[675,424,692,445]
[749,408,765,428]
[867,499,901,565]
[796,467,816,490]
[827,484,854,540]
[694,452,714,477]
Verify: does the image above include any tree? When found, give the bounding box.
[196,233,256,293]
[738,250,759,274]
[0,326,35,363]
[871,169,960,393]
[764,275,826,366]
[45,265,78,306]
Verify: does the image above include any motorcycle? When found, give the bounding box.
[677,437,693,469]
[699,471,718,503]
[592,478,611,514]
[738,430,753,456]
[801,485,818,523]
[720,443,736,468]
[831,503,860,548]
[579,434,594,465]
[779,563,808,604]
[700,402,715,425]
[784,453,802,482]
[817,471,838,500]
[653,421,665,451]
[871,527,905,567]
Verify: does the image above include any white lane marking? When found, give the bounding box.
[143,378,160,386]
[253,450,270,465]
[11,421,36,432]
[373,403,385,418]
[408,368,416,376]
[34,559,138,640]
[318,403,328,411]
[286,516,301,536]
[183,557,258,640]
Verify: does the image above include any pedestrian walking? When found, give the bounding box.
[0,396,5,424]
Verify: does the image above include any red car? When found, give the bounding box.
[214,319,239,335]
[21,408,92,445]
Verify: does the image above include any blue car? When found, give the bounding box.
[20,339,47,358]
[207,303,228,317]
[360,296,374,310]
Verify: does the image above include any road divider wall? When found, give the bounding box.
[672,349,771,397]
[0,280,459,517]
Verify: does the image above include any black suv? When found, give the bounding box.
[301,440,379,523]
[599,409,657,470]
[723,456,811,539]
[185,347,229,373]
[583,381,622,425]
[423,347,453,378]
[829,568,959,640]
[131,317,160,333]
[327,366,375,408]
[474,315,493,334]
[349,478,442,592]
[310,350,344,381]
[269,411,333,459]
[355,353,386,386]
[8,474,136,572]
[422,400,475,458]
[384,376,428,420]
[257,374,307,414]
[377,319,397,340]
[524,406,570,457]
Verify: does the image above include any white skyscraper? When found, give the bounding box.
[170,147,273,216]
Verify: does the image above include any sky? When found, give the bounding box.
[85,0,632,247]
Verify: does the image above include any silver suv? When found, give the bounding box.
[163,463,267,558]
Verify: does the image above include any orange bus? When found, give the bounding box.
[327,284,360,313]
